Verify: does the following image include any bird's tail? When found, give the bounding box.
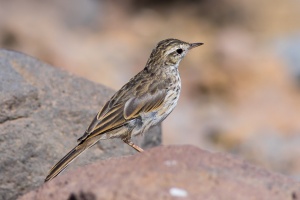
[45,143,86,182]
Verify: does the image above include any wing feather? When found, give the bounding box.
[124,90,166,119]
[78,73,169,142]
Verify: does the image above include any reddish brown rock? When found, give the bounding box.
[20,145,300,200]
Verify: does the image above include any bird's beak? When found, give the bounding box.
[188,42,204,50]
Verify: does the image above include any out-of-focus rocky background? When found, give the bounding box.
[1,0,300,180]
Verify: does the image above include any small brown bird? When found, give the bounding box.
[45,38,203,182]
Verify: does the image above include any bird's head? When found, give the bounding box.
[146,38,203,70]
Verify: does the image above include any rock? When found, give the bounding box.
[0,49,161,200]
[20,145,300,200]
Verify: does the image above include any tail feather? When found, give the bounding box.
[45,143,86,182]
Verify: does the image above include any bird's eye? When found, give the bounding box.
[176,49,183,54]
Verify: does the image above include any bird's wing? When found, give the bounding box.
[78,76,169,142]
[123,87,166,119]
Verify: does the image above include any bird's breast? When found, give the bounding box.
[131,69,181,136]
[149,73,181,124]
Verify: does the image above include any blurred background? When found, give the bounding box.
[1,0,300,180]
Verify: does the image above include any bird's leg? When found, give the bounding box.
[122,138,144,152]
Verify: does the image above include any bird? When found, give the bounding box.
[45,38,203,182]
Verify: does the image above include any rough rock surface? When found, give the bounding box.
[20,145,300,200]
[0,49,161,200]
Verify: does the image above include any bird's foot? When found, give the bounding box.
[122,138,144,152]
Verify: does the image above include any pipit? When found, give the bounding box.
[45,38,203,182]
